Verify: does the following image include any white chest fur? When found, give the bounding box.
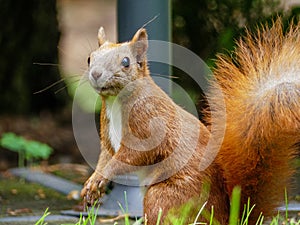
[105,96,122,152]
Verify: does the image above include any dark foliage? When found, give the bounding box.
[172,0,300,115]
[0,0,69,114]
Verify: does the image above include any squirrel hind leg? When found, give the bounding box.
[143,179,229,225]
[143,182,205,225]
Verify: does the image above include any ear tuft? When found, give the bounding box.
[131,28,148,62]
[132,28,148,43]
[98,27,106,46]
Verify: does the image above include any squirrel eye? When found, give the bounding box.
[87,56,91,66]
[121,57,130,68]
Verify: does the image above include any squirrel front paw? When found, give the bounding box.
[81,172,108,207]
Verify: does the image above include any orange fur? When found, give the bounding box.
[208,19,300,222]
[81,19,299,225]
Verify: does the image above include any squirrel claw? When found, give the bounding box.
[98,180,106,190]
[81,173,108,208]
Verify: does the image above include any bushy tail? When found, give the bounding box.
[208,19,300,221]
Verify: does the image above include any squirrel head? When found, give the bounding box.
[87,27,149,96]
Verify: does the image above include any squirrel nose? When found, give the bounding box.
[91,70,102,81]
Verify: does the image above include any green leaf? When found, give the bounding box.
[0,132,26,152]
[24,140,53,159]
[0,132,53,160]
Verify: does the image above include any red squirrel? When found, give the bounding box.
[80,19,299,224]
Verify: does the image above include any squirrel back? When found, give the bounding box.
[207,19,300,221]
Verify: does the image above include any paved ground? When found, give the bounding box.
[0,168,137,225]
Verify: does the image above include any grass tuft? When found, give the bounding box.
[35,207,50,225]
[35,186,300,225]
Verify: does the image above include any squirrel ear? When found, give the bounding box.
[131,28,148,61]
[98,27,106,46]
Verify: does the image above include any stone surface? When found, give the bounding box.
[62,175,143,218]
[0,215,77,223]
[9,168,143,218]
[9,168,82,195]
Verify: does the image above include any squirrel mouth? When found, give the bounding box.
[100,86,113,91]
[96,85,120,96]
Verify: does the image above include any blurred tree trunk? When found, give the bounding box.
[0,0,69,114]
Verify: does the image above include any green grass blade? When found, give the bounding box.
[89,204,99,225]
[133,217,144,225]
[124,191,129,213]
[155,207,163,225]
[35,208,50,225]
[229,186,241,225]
[254,213,264,225]
[191,201,207,225]
[209,206,214,225]
[284,188,288,222]
[117,197,130,225]
[123,191,130,225]
[241,203,256,225]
